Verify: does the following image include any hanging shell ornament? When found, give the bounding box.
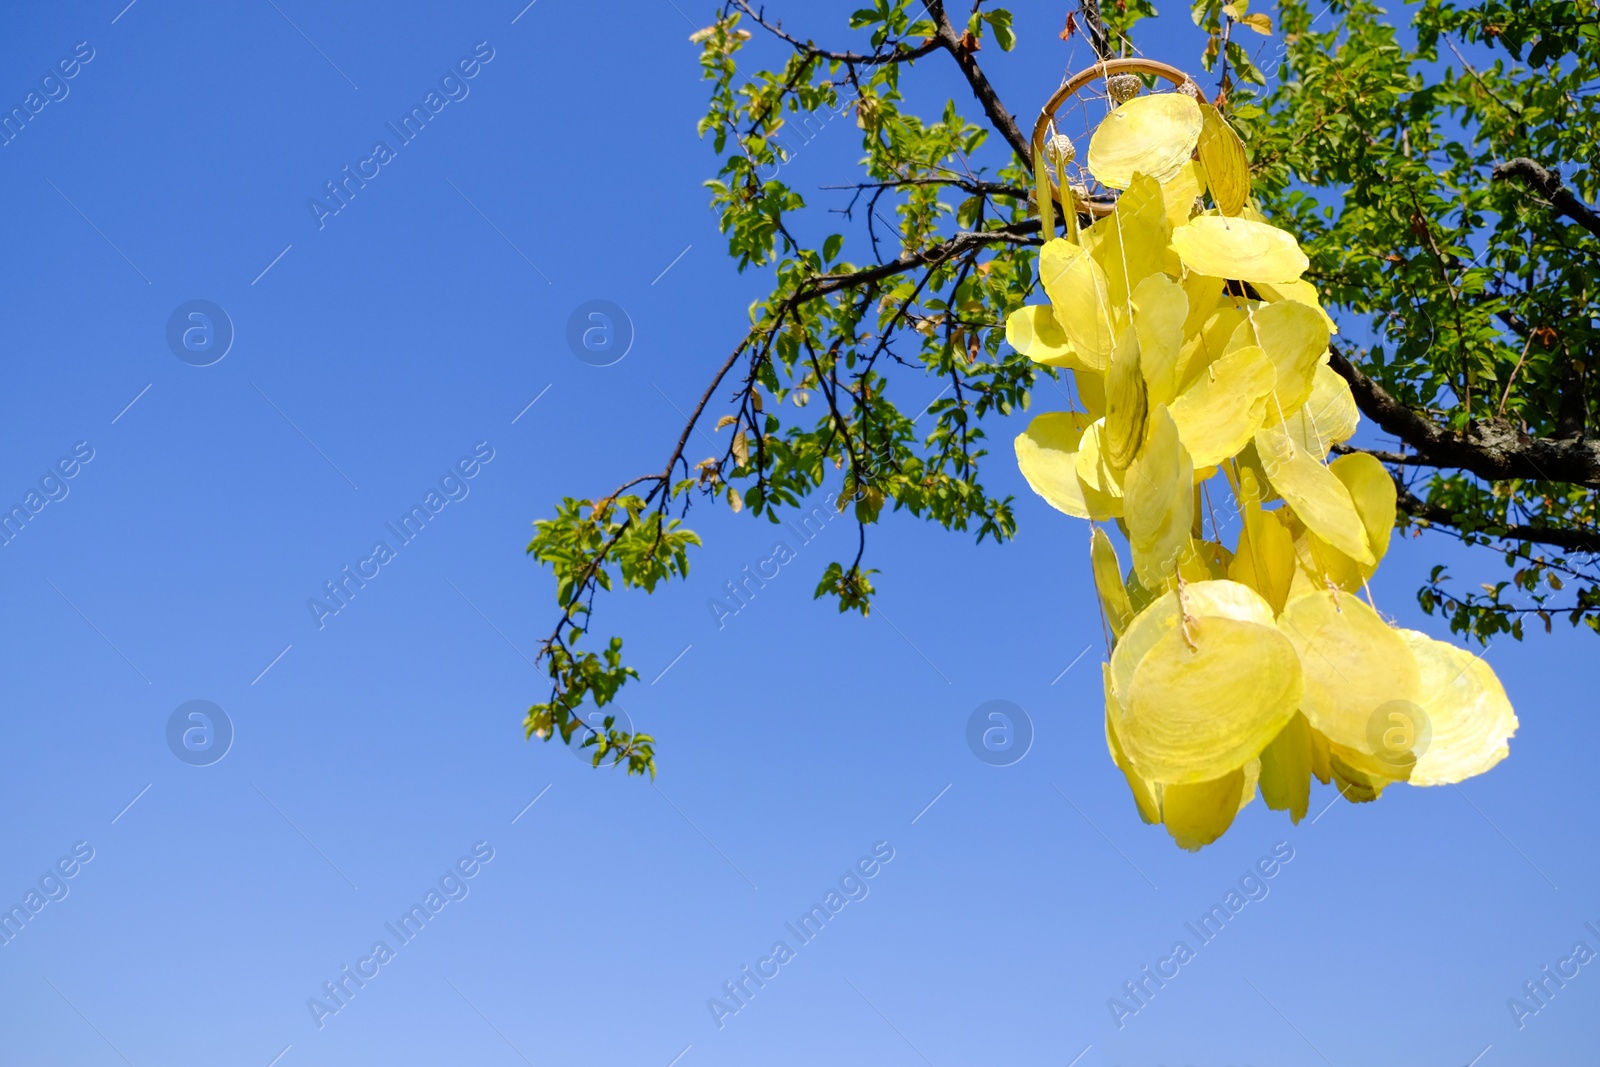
[1106,72,1143,104]
[1045,132,1077,168]
[1012,66,1518,850]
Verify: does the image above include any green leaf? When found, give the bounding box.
[1226,39,1266,84]
[983,10,1016,51]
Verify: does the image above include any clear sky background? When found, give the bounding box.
[1,2,1595,1066]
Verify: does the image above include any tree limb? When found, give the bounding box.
[1392,481,1600,554]
[1492,157,1600,239]
[1331,443,1430,467]
[731,0,943,65]
[926,1,1033,165]
[1078,0,1114,60]
[805,219,1040,298]
[1326,343,1600,489]
[537,216,1035,657]
[820,176,1028,198]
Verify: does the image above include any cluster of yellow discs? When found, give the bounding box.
[1008,87,1519,850]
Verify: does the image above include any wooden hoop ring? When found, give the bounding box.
[1032,58,1199,218]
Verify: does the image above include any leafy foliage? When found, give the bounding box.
[523,0,1600,774]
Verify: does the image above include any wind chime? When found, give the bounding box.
[1008,59,1518,850]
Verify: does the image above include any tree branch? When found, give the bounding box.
[1331,443,1430,467]
[537,216,1035,658]
[1326,343,1600,489]
[1392,481,1600,554]
[926,0,1033,165]
[1492,157,1600,239]
[732,0,943,66]
[820,176,1028,198]
[1078,0,1114,60]
[805,219,1041,299]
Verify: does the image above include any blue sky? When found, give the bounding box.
[1,2,1594,1065]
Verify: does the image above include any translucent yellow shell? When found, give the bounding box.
[1014,412,1095,519]
[1039,240,1115,370]
[1401,630,1519,786]
[1121,614,1302,784]
[1124,406,1195,587]
[1087,93,1205,189]
[1196,102,1250,216]
[1168,344,1276,466]
[1005,305,1075,369]
[1170,215,1310,284]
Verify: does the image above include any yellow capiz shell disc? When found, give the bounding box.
[1170,215,1310,284]
[1040,239,1116,370]
[1196,102,1251,216]
[1255,421,1375,566]
[1122,615,1303,784]
[1014,411,1095,519]
[1087,92,1205,190]
[1277,590,1421,753]
[1124,405,1196,588]
[1400,629,1518,787]
[1162,769,1246,851]
[1168,343,1276,467]
[1282,362,1360,455]
[1005,305,1076,368]
[1091,528,1136,639]
[1110,578,1279,703]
